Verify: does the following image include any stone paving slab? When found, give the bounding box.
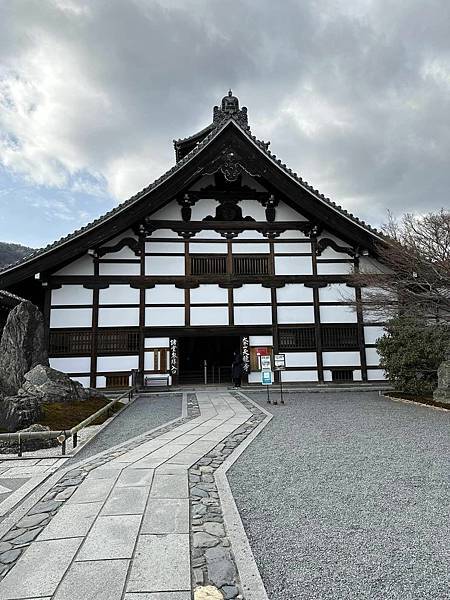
[124,593,191,599]
[0,537,82,599]
[101,485,150,515]
[127,533,191,593]
[116,468,155,487]
[67,476,116,504]
[37,501,103,540]
[142,498,189,534]
[53,558,129,600]
[76,514,142,560]
[150,473,189,498]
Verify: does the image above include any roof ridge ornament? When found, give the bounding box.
[213,90,249,130]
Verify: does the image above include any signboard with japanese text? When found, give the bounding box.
[261,370,273,385]
[274,354,286,370]
[260,355,272,371]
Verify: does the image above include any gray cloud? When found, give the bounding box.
[0,0,449,235]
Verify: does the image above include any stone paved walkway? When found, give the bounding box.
[0,391,251,599]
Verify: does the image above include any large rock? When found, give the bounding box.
[433,358,450,405]
[0,393,41,432]
[0,301,48,396]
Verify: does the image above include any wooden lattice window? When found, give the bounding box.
[191,255,227,275]
[233,255,270,275]
[321,325,359,350]
[105,375,130,388]
[97,329,140,354]
[279,327,316,351]
[331,369,354,382]
[49,330,92,356]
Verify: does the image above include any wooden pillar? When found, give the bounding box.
[354,257,368,382]
[311,236,324,383]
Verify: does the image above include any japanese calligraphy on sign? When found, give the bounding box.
[169,338,178,375]
[241,336,250,373]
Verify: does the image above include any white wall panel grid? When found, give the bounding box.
[99,262,140,276]
[190,198,219,221]
[145,242,185,254]
[275,242,311,253]
[145,255,184,276]
[277,305,315,324]
[367,369,386,380]
[238,200,266,220]
[231,243,270,254]
[146,229,179,239]
[49,357,91,373]
[190,285,228,304]
[98,307,139,328]
[189,242,228,254]
[284,352,317,368]
[234,306,272,325]
[281,370,319,382]
[364,326,385,345]
[99,285,140,305]
[144,353,155,370]
[54,255,94,276]
[275,255,313,275]
[278,230,309,240]
[276,202,305,221]
[50,308,92,328]
[319,284,354,303]
[144,337,170,349]
[51,285,93,306]
[276,284,313,303]
[97,355,139,372]
[322,352,361,367]
[145,307,185,326]
[316,261,354,275]
[320,305,357,323]
[190,306,228,326]
[365,347,382,366]
[194,230,224,240]
[249,335,273,346]
[233,285,271,304]
[235,230,265,240]
[146,285,184,305]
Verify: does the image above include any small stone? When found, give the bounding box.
[201,498,218,506]
[200,466,214,473]
[16,513,49,529]
[28,500,62,515]
[192,504,208,518]
[194,585,224,599]
[192,486,209,498]
[204,522,225,537]
[2,529,26,542]
[193,567,204,585]
[55,486,77,501]
[192,556,206,568]
[222,538,231,547]
[221,585,239,599]
[0,549,21,564]
[10,528,41,545]
[0,542,13,553]
[201,474,214,483]
[204,546,236,587]
[193,532,220,548]
[190,474,201,483]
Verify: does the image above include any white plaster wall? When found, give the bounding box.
[365,347,381,366]
[144,353,155,370]
[277,305,315,324]
[97,355,139,372]
[274,242,311,253]
[320,305,357,323]
[146,285,184,304]
[278,230,309,239]
[54,255,94,276]
[190,285,228,304]
[249,335,273,346]
[281,370,319,382]
[194,230,224,240]
[276,202,305,221]
[322,352,361,367]
[316,262,354,275]
[233,285,271,304]
[51,285,93,306]
[285,352,317,367]
[99,285,140,305]
[232,243,270,254]
[319,247,351,259]
[102,246,137,259]
[145,337,170,348]
[318,232,347,246]
[234,306,272,325]
[50,308,92,328]
[99,262,141,276]
[276,284,313,303]
[275,256,313,275]
[145,307,185,326]
[238,200,266,220]
[359,256,391,274]
[145,241,185,254]
[71,376,91,387]
[367,369,386,380]
[104,229,138,245]
[190,306,228,326]
[235,230,265,240]
[145,255,185,276]
[49,357,91,373]
[151,203,181,220]
[190,199,218,221]
[353,370,362,381]
[147,229,179,239]
[189,242,227,254]
[319,284,354,303]
[98,307,139,327]
[364,326,385,344]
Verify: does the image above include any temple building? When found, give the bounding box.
[0,92,387,387]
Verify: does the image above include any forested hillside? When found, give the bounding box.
[0,242,33,269]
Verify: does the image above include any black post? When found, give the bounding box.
[280,377,284,404]
[267,384,271,404]
[62,438,66,456]
[73,432,78,448]
[18,435,22,458]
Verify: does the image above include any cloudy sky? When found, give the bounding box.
[0,0,449,248]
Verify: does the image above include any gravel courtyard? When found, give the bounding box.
[228,391,450,600]
[67,392,182,465]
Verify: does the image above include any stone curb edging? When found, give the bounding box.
[381,392,450,412]
[188,392,272,600]
[0,392,197,579]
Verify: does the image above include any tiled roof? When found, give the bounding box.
[0,112,385,277]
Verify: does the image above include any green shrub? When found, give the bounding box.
[377,317,449,395]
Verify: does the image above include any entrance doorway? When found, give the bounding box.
[178,335,240,384]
